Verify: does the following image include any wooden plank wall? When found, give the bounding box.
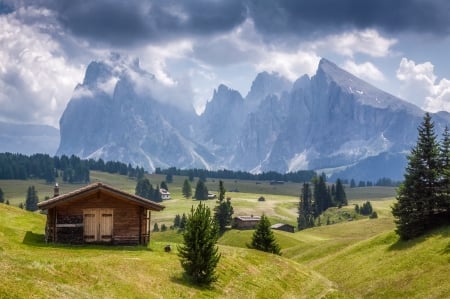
[48,191,148,245]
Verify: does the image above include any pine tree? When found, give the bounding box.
[439,126,450,214]
[25,186,39,211]
[0,187,4,203]
[135,178,154,200]
[313,174,330,217]
[174,214,181,228]
[298,183,315,230]
[250,214,281,255]
[178,202,220,285]
[179,213,187,230]
[161,181,169,191]
[334,179,347,206]
[393,113,441,240]
[153,223,160,232]
[194,180,208,200]
[214,181,234,233]
[182,179,192,199]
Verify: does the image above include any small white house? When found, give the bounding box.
[159,188,171,200]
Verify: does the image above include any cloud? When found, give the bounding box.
[396,57,450,112]
[0,8,84,127]
[309,30,397,58]
[248,0,450,40]
[342,60,385,82]
[28,0,247,48]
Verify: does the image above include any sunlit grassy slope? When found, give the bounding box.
[0,205,338,298]
[1,172,449,298]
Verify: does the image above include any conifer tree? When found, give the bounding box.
[179,213,187,230]
[194,180,208,200]
[393,113,441,240]
[334,179,347,206]
[178,203,220,285]
[298,183,315,230]
[174,214,181,228]
[182,179,192,199]
[250,214,281,255]
[153,223,160,232]
[439,126,450,213]
[135,178,154,200]
[0,187,4,203]
[25,186,39,211]
[214,181,233,232]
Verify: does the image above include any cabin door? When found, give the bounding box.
[83,208,113,242]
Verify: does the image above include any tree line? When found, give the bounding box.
[0,153,145,183]
[156,167,316,183]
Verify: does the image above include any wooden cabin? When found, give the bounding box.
[37,182,165,245]
[270,223,295,233]
[232,215,261,229]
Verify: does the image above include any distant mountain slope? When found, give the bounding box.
[0,121,59,155]
[57,56,450,181]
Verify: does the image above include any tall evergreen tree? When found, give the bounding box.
[194,180,208,200]
[160,181,169,191]
[25,186,39,211]
[182,179,192,199]
[313,174,330,217]
[334,179,347,206]
[393,113,441,240]
[214,181,233,232]
[298,183,315,230]
[250,214,281,255]
[0,187,4,203]
[178,203,220,285]
[439,126,450,213]
[135,178,154,200]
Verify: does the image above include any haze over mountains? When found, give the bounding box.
[4,55,450,181]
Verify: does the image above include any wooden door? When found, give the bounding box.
[83,208,113,242]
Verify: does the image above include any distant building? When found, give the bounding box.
[270,223,295,233]
[159,188,171,200]
[233,215,261,229]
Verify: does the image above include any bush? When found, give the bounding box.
[369,211,378,219]
[258,196,265,202]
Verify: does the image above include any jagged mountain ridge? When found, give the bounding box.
[57,57,450,181]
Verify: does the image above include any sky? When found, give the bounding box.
[1,0,450,128]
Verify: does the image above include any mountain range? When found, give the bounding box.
[10,55,450,181]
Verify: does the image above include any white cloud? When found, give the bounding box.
[310,29,397,58]
[256,50,320,80]
[0,9,84,127]
[396,57,450,111]
[342,60,385,82]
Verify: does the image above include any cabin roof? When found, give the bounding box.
[235,215,261,222]
[270,223,294,229]
[37,182,165,211]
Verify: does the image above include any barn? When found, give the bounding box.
[270,223,295,233]
[232,215,261,229]
[37,182,165,245]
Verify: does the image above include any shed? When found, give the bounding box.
[232,215,261,229]
[37,182,165,245]
[270,223,295,233]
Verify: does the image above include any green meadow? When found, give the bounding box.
[0,172,448,298]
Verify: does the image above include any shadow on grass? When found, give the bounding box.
[388,225,450,251]
[170,274,216,292]
[22,231,152,251]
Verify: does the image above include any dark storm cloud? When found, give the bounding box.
[37,0,247,47]
[12,0,450,47]
[248,0,450,39]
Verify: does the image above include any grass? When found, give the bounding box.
[0,204,339,298]
[1,173,449,298]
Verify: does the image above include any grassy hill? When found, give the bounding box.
[1,172,449,298]
[0,204,339,298]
